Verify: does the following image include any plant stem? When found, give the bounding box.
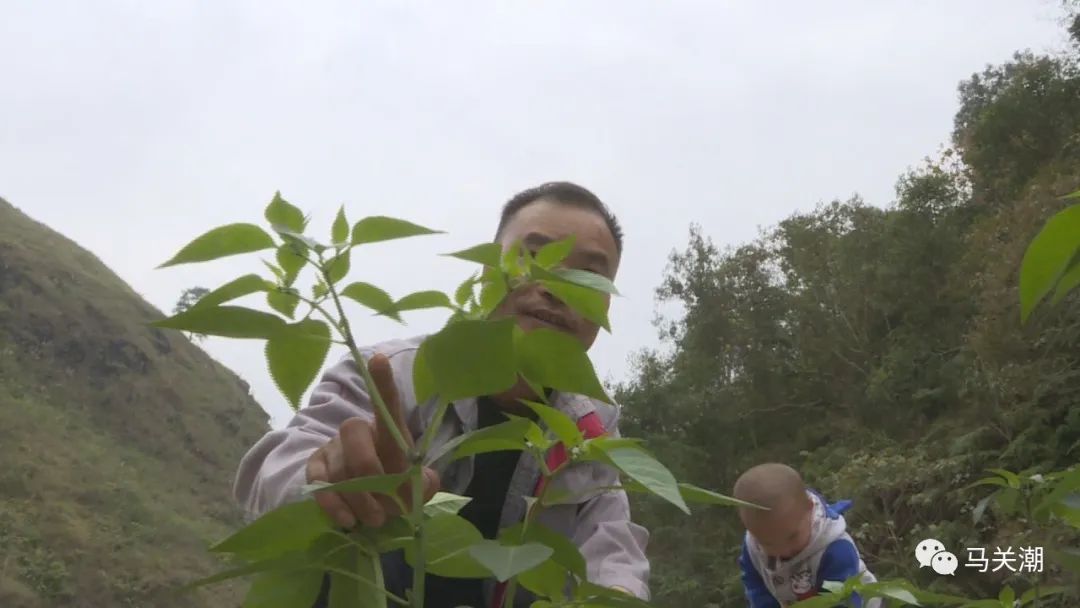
[319,260,426,607]
[417,399,452,458]
[501,580,519,608]
[410,465,426,608]
[322,566,409,607]
[504,445,560,608]
[321,268,410,455]
[1023,488,1041,608]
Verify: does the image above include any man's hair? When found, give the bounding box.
[495,181,624,256]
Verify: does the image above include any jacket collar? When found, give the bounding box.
[451,390,597,432]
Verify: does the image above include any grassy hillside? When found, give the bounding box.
[0,197,270,607]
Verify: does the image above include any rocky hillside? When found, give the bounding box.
[0,197,269,607]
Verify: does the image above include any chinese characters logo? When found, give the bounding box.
[915,538,1043,575]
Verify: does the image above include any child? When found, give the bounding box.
[734,463,881,608]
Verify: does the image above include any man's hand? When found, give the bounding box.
[306,353,441,529]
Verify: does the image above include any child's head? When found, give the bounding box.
[733,463,814,560]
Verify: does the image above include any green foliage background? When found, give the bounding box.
[613,14,1080,607]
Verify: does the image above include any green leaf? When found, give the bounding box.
[1053,547,1080,574]
[406,515,489,578]
[152,305,285,339]
[500,522,586,579]
[325,249,351,285]
[517,558,567,600]
[243,567,324,608]
[1050,259,1080,305]
[325,539,385,608]
[522,401,584,448]
[395,290,454,312]
[874,587,920,605]
[502,241,526,278]
[443,243,503,267]
[191,275,273,310]
[1020,586,1066,605]
[524,418,552,451]
[159,223,276,268]
[261,261,286,283]
[478,267,509,315]
[454,274,478,307]
[211,500,331,561]
[313,280,328,299]
[591,443,689,514]
[790,595,848,608]
[973,493,994,523]
[963,476,1012,491]
[897,582,971,604]
[678,483,764,509]
[412,341,437,405]
[422,318,518,402]
[1063,188,1080,200]
[515,328,610,403]
[420,417,531,465]
[534,236,576,269]
[265,191,306,233]
[1053,497,1080,527]
[265,320,332,409]
[986,468,1021,489]
[468,540,553,582]
[365,517,415,553]
[331,205,349,245]
[1036,467,1080,514]
[302,472,410,497]
[179,555,305,592]
[998,586,1014,606]
[996,487,1020,515]
[341,282,400,320]
[267,289,301,319]
[1019,204,1080,322]
[553,268,620,296]
[276,245,306,286]
[278,230,325,253]
[822,580,846,594]
[538,278,611,332]
[352,216,442,245]
[424,492,472,518]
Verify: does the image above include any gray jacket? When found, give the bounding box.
[233,334,651,603]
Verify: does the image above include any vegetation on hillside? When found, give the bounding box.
[615,11,1080,608]
[0,198,269,607]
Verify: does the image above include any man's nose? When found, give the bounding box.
[536,282,564,307]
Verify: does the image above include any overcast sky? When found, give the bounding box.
[2,1,1072,429]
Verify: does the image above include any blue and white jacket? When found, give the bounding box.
[738,489,881,608]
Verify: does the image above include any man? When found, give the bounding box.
[233,181,651,607]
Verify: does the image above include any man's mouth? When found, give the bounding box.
[521,309,571,331]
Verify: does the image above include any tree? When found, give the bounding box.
[173,286,210,342]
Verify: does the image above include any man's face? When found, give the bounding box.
[492,198,620,351]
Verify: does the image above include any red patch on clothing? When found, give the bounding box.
[491,412,607,608]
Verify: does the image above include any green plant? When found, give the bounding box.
[1019,190,1080,323]
[789,186,1080,608]
[152,193,754,608]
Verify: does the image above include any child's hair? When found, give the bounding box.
[733,462,811,520]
